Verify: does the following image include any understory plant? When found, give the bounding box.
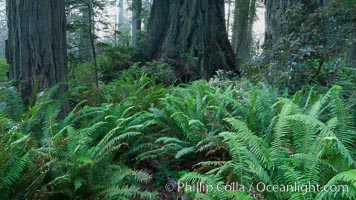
[179,85,355,200]
[0,75,354,199]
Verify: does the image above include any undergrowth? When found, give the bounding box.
[0,75,355,199]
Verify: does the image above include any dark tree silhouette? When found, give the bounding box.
[6,0,68,112]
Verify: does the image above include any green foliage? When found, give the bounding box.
[0,59,7,82]
[137,79,280,195]
[182,85,355,199]
[316,169,356,199]
[121,61,177,85]
[98,165,156,199]
[1,74,354,199]
[0,83,157,199]
[35,101,157,199]
[0,126,30,199]
[245,1,356,92]
[70,62,97,86]
[96,43,133,82]
[102,75,168,109]
[2,0,355,199]
[0,84,64,199]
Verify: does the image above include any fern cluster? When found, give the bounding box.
[179,85,355,200]
[0,82,157,199]
[0,76,354,199]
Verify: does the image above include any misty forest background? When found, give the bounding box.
[0,0,355,199]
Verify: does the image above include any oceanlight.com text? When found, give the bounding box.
[165,181,348,195]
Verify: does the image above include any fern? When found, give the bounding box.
[287,114,355,167]
[0,152,29,192]
[175,146,196,159]
[316,169,356,199]
[1,77,355,199]
[95,131,142,161]
[0,85,25,121]
[97,165,156,200]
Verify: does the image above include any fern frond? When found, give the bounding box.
[287,114,355,167]
[155,137,186,145]
[175,146,196,159]
[270,100,296,164]
[308,85,334,117]
[0,152,29,191]
[224,118,271,167]
[95,131,142,161]
[0,86,25,121]
[316,169,356,199]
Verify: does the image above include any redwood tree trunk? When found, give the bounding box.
[145,0,238,79]
[264,0,300,44]
[117,0,126,28]
[226,0,232,33]
[231,0,256,59]
[6,0,68,111]
[79,3,92,61]
[132,0,142,46]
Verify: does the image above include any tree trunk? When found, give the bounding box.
[79,4,92,61]
[226,0,232,34]
[6,0,68,113]
[145,0,237,79]
[117,0,125,27]
[0,0,6,58]
[143,0,151,12]
[231,0,255,59]
[132,0,142,45]
[347,31,356,67]
[264,0,300,45]
[115,0,128,46]
[83,1,99,89]
[142,0,151,31]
